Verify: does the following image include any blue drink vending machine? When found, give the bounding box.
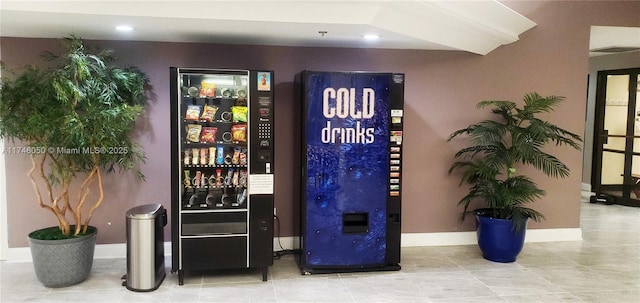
[297,71,404,273]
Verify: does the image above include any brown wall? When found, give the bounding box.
[2,1,638,247]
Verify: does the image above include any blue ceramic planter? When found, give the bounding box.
[475,212,526,263]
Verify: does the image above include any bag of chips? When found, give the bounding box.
[231,124,247,142]
[201,82,216,98]
[185,105,202,121]
[201,104,218,122]
[186,124,202,142]
[200,127,218,143]
[231,106,248,122]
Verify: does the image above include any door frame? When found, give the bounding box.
[0,138,7,260]
[591,67,640,207]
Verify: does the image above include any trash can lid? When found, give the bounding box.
[126,203,164,219]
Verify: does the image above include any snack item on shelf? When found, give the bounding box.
[200,148,208,165]
[225,168,235,186]
[184,171,191,188]
[186,124,202,142]
[200,172,207,187]
[239,148,247,165]
[231,106,248,122]
[201,104,218,122]
[232,147,241,165]
[236,188,247,204]
[208,147,216,165]
[216,145,225,165]
[185,105,202,121]
[215,169,223,186]
[183,149,191,166]
[193,171,202,188]
[191,148,199,165]
[239,170,247,187]
[231,124,247,142]
[232,170,239,186]
[201,82,216,98]
[200,127,218,143]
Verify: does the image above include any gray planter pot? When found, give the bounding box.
[28,226,97,288]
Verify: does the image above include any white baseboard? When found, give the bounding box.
[5,239,295,263]
[402,228,582,247]
[4,229,582,263]
[273,236,299,251]
[581,182,591,192]
[402,231,478,246]
[5,242,172,263]
[523,228,582,242]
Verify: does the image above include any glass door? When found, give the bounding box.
[592,68,640,207]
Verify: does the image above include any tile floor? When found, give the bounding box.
[1,201,639,302]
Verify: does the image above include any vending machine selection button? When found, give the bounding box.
[390,131,403,145]
[391,109,403,117]
[258,96,271,106]
[258,123,271,139]
[390,191,400,197]
[390,172,400,178]
[390,153,400,159]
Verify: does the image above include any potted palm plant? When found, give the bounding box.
[0,36,149,287]
[447,93,582,262]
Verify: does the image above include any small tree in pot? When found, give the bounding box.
[447,93,581,262]
[0,36,149,287]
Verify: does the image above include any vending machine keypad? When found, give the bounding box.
[258,123,271,140]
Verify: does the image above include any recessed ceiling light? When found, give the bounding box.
[116,25,134,32]
[364,34,379,41]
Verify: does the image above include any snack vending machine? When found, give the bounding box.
[297,71,404,273]
[170,68,275,284]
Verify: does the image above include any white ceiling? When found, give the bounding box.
[0,1,637,57]
[0,0,537,55]
[589,26,640,56]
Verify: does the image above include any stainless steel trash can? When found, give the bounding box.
[124,203,167,291]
